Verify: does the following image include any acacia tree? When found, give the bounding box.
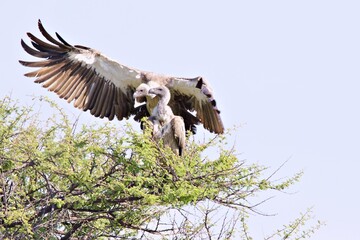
[0,96,321,239]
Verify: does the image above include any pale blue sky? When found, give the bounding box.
[1,1,360,239]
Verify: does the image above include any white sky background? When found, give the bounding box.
[1,0,360,239]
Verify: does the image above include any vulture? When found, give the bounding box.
[19,20,224,135]
[148,86,174,132]
[148,86,186,156]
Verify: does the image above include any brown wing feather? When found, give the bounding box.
[19,20,139,121]
[159,116,186,156]
[171,116,186,156]
[169,77,224,134]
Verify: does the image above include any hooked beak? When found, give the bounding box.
[133,90,156,102]
[133,91,146,103]
[148,93,156,99]
[148,89,156,98]
[133,91,142,99]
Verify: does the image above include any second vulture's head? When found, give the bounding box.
[148,86,171,103]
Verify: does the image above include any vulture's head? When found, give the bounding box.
[133,83,156,103]
[148,86,171,103]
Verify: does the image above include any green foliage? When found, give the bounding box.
[0,96,322,239]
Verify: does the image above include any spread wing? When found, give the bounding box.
[19,19,142,121]
[20,20,224,134]
[168,77,224,134]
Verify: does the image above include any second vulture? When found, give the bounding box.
[148,86,186,156]
[19,20,224,137]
